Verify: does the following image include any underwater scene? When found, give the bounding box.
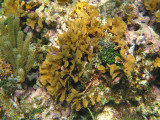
[0,0,160,119]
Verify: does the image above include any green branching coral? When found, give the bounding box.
[40,2,104,111]
[0,15,35,82]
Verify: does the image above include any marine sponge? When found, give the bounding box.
[40,2,105,111]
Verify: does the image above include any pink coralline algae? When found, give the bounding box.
[125,23,160,54]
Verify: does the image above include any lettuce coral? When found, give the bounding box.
[40,2,105,111]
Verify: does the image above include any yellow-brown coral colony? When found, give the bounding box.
[143,0,160,22]
[0,0,160,119]
[143,0,160,12]
[104,17,135,79]
[155,11,160,22]
[1,0,42,30]
[57,0,70,4]
[40,2,105,111]
[39,2,137,111]
[1,0,18,16]
[1,0,160,119]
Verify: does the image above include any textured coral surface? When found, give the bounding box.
[0,0,160,119]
